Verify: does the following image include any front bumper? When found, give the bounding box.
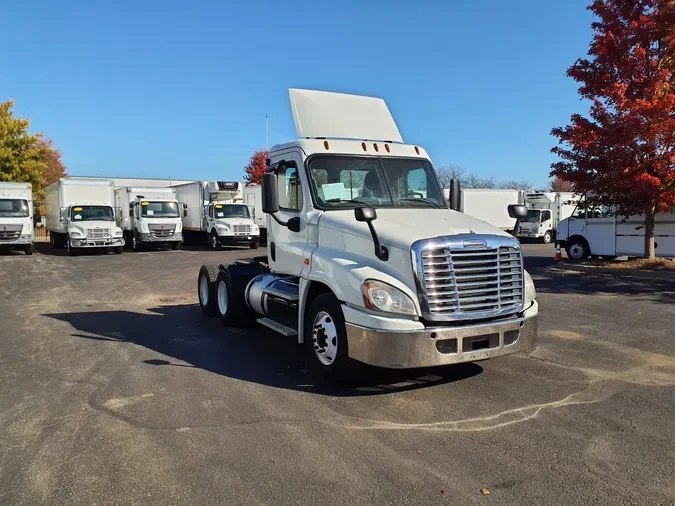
[216,234,259,245]
[138,232,183,243]
[71,237,124,248]
[345,301,538,369]
[0,235,32,247]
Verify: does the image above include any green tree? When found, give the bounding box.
[0,100,46,188]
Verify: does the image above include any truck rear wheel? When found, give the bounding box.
[198,264,219,316]
[304,293,349,377]
[214,268,254,326]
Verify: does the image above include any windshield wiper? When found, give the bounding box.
[325,198,366,205]
[398,198,442,209]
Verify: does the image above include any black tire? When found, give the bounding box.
[171,242,181,250]
[24,245,33,256]
[304,293,349,378]
[214,267,255,327]
[210,232,220,250]
[543,231,553,244]
[566,238,590,262]
[198,264,219,317]
[67,238,78,256]
[250,239,259,250]
[131,233,142,252]
[114,246,123,254]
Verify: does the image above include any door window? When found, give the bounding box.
[278,165,303,211]
[541,210,552,222]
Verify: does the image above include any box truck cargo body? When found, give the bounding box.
[441,188,524,232]
[0,182,34,255]
[46,178,124,255]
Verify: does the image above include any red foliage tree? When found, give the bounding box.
[551,0,675,258]
[244,149,269,185]
[550,177,573,192]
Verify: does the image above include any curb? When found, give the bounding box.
[550,262,675,281]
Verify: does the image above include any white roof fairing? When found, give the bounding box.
[289,89,404,143]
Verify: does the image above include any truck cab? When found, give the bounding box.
[197,89,538,376]
[0,182,34,255]
[204,200,259,250]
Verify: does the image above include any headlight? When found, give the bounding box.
[216,224,229,231]
[114,229,123,237]
[524,270,536,304]
[69,230,83,238]
[361,279,416,316]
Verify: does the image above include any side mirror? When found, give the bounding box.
[183,209,187,218]
[183,203,188,209]
[262,173,279,214]
[508,204,528,219]
[449,179,461,211]
[355,206,377,222]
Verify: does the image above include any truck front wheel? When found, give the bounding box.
[67,238,78,256]
[304,293,349,377]
[566,238,590,262]
[543,231,553,244]
[250,239,259,249]
[210,232,220,250]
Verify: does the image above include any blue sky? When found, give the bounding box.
[1,0,593,188]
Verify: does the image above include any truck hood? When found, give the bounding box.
[70,221,117,232]
[216,218,255,226]
[319,208,512,251]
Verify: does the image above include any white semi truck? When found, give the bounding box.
[174,181,260,250]
[0,182,34,255]
[46,178,124,255]
[115,187,183,251]
[196,89,538,377]
[516,191,577,244]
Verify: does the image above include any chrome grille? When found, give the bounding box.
[87,228,110,239]
[232,224,251,235]
[148,224,175,238]
[0,224,22,241]
[414,236,524,321]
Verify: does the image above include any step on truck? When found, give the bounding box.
[174,181,260,250]
[0,182,34,255]
[115,186,183,251]
[516,191,578,244]
[197,89,538,376]
[46,178,125,256]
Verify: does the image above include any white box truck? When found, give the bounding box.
[443,188,524,232]
[0,182,34,255]
[46,178,124,256]
[174,181,260,250]
[557,195,675,260]
[516,191,578,244]
[196,89,538,378]
[115,187,183,251]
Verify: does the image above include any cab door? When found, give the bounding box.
[584,205,616,256]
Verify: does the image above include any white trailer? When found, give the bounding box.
[243,185,265,229]
[46,178,124,256]
[443,189,524,232]
[114,187,183,251]
[558,196,675,260]
[516,191,578,243]
[0,182,34,255]
[173,181,260,250]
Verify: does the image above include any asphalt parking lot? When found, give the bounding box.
[1,242,674,505]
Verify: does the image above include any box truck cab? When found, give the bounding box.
[556,195,675,260]
[175,181,260,250]
[0,182,34,255]
[517,192,577,244]
[46,179,124,256]
[196,89,538,377]
[115,187,183,251]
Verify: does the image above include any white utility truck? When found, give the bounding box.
[174,181,260,250]
[556,195,675,260]
[516,191,577,244]
[196,89,538,377]
[448,189,524,233]
[0,182,34,255]
[46,178,124,255]
[115,187,183,251]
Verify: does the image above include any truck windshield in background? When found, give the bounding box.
[71,205,114,222]
[521,210,541,223]
[307,156,445,209]
[140,201,179,218]
[214,204,250,219]
[0,199,29,218]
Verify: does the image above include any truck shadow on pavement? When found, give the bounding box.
[44,304,482,397]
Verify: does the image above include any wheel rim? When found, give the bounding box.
[199,275,209,306]
[67,240,71,252]
[544,233,551,244]
[312,311,338,366]
[133,236,137,249]
[212,236,217,249]
[217,280,228,315]
[569,244,584,259]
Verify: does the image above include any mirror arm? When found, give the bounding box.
[269,212,289,227]
[366,222,388,261]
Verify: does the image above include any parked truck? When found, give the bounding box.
[46,178,124,255]
[516,191,577,244]
[442,188,524,232]
[196,89,538,378]
[557,194,675,260]
[174,181,260,250]
[115,187,183,251]
[0,182,34,255]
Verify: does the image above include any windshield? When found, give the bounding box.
[521,210,541,223]
[307,156,445,209]
[70,205,114,222]
[0,199,29,218]
[140,201,179,218]
[214,204,250,219]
